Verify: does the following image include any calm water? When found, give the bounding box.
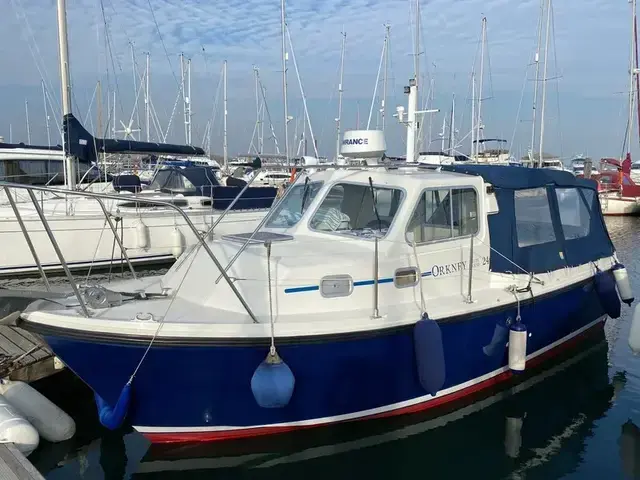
[13,217,640,479]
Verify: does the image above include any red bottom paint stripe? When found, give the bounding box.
[142,320,605,444]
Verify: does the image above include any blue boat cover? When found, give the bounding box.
[63,113,205,164]
[440,165,615,274]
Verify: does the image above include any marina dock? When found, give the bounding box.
[0,443,44,479]
[0,324,60,383]
[0,325,64,479]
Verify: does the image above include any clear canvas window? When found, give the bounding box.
[555,188,591,240]
[407,187,478,244]
[309,183,403,238]
[514,188,556,247]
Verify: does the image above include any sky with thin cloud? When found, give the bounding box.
[0,0,635,161]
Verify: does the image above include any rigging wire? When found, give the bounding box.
[9,0,63,131]
[146,0,180,88]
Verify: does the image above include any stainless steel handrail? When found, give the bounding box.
[214,171,303,284]
[0,181,259,322]
[26,188,91,317]
[4,188,51,291]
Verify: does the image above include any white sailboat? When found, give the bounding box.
[0,0,275,277]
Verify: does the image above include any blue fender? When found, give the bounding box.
[413,314,446,396]
[251,353,295,408]
[594,270,621,319]
[95,382,132,430]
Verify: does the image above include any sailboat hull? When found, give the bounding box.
[599,192,640,216]
[0,203,266,276]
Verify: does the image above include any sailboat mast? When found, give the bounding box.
[475,17,487,160]
[56,0,76,190]
[538,0,552,168]
[470,73,475,159]
[382,24,390,132]
[448,93,455,153]
[25,100,31,144]
[145,52,150,142]
[187,58,192,145]
[336,31,346,161]
[413,0,420,154]
[634,1,640,150]
[112,90,116,138]
[414,0,420,87]
[180,53,187,144]
[42,81,51,146]
[530,0,545,165]
[223,60,228,170]
[629,0,638,155]
[130,42,140,139]
[281,0,290,166]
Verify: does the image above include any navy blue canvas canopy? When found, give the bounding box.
[440,165,615,274]
[147,167,277,210]
[63,114,205,164]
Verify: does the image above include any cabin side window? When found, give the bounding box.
[309,183,404,238]
[555,188,591,240]
[514,188,556,247]
[406,187,478,244]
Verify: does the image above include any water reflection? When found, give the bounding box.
[129,331,617,480]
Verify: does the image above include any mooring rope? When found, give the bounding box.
[266,241,276,356]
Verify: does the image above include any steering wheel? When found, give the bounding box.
[366,219,390,229]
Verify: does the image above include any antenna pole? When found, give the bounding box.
[382,24,390,132]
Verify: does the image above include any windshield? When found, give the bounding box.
[265,181,324,228]
[309,183,404,238]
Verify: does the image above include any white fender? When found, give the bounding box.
[614,265,634,306]
[629,304,640,353]
[171,228,186,258]
[0,392,39,456]
[0,380,75,443]
[508,322,527,373]
[136,220,150,250]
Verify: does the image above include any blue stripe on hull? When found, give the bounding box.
[42,279,604,430]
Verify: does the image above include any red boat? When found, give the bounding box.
[586,155,640,215]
